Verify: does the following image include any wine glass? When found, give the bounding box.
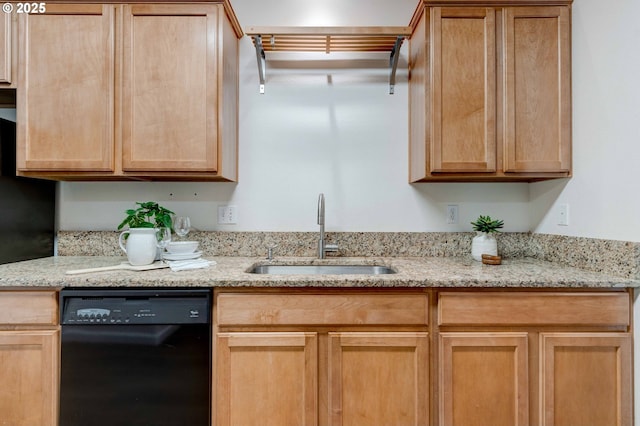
[173,216,191,239]
[155,227,172,262]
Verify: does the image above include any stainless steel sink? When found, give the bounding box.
[248,264,396,275]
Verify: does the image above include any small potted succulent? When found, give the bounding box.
[470,215,504,261]
[117,202,175,265]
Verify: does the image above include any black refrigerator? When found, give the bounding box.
[0,116,56,264]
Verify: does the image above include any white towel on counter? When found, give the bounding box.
[166,259,216,272]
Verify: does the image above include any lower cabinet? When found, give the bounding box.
[0,288,632,425]
[438,291,633,426]
[439,332,529,426]
[328,332,429,425]
[215,289,633,426]
[216,332,318,425]
[540,333,632,426]
[0,291,59,426]
[0,330,59,426]
[214,291,430,426]
[439,331,632,426]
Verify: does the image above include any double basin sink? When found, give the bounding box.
[248,264,396,275]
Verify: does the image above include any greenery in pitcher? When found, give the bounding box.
[118,201,174,231]
[470,215,504,234]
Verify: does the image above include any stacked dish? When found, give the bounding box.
[164,241,201,261]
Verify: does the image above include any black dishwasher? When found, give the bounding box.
[59,288,211,426]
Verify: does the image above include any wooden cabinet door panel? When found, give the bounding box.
[439,292,631,328]
[328,332,429,426]
[440,332,529,426]
[540,333,632,426]
[217,293,429,327]
[122,4,219,173]
[0,291,58,325]
[503,6,571,173]
[0,12,13,85]
[17,4,115,172]
[0,330,59,426]
[216,332,318,426]
[431,7,496,173]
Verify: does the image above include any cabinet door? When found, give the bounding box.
[122,4,219,173]
[17,4,115,172]
[0,12,13,85]
[431,7,496,173]
[328,332,429,426]
[540,333,632,426]
[440,332,529,426]
[503,6,571,173]
[216,332,318,426]
[0,330,59,426]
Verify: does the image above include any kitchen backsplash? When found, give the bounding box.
[57,231,640,280]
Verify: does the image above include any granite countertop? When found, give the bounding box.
[0,256,638,289]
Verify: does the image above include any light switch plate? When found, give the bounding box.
[218,205,237,224]
[446,205,459,224]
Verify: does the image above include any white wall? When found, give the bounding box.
[530,0,640,243]
[58,0,532,232]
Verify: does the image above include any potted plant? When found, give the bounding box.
[470,215,504,261]
[118,201,174,231]
[117,202,175,265]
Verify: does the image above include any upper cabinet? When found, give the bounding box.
[0,12,16,88]
[16,2,241,181]
[17,4,116,174]
[409,1,572,182]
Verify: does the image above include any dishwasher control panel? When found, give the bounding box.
[60,289,211,325]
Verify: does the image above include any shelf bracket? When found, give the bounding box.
[389,36,404,95]
[252,35,266,94]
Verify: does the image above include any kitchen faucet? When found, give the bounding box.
[317,193,338,259]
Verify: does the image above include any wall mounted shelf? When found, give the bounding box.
[245,26,411,94]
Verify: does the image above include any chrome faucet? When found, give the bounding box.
[317,193,338,259]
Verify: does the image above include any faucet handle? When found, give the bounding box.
[265,243,278,261]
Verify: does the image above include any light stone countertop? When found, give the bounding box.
[0,256,638,289]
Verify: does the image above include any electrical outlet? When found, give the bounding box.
[558,203,569,226]
[218,205,238,224]
[446,205,459,224]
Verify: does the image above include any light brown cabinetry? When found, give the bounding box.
[214,291,430,426]
[409,1,572,182]
[217,332,318,425]
[17,4,115,173]
[0,11,16,87]
[16,2,241,181]
[439,332,529,426]
[328,332,429,425]
[215,289,633,426]
[0,291,59,426]
[438,291,632,426]
[540,333,632,426]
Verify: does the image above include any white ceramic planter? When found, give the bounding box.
[118,228,157,266]
[471,232,498,261]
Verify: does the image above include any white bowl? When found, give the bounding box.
[166,241,199,254]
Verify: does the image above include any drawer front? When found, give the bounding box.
[0,291,58,326]
[439,292,630,327]
[217,293,429,326]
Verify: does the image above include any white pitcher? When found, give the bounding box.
[118,228,157,266]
